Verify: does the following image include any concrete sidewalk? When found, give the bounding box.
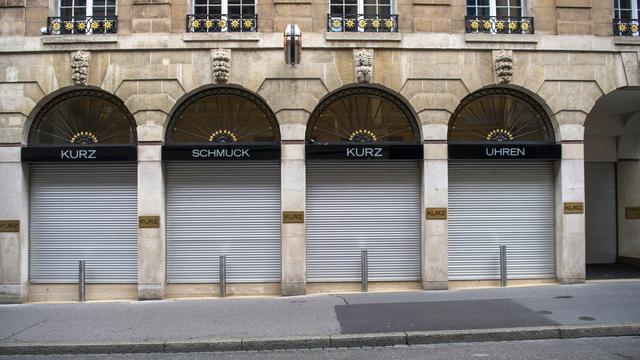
[1,281,639,355]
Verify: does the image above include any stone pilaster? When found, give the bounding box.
[422,143,448,290]
[0,147,28,303]
[555,142,586,284]
[137,144,165,300]
[281,143,306,296]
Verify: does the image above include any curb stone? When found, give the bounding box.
[0,324,639,355]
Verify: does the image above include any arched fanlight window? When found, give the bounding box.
[29,89,136,146]
[166,87,279,144]
[448,88,555,143]
[306,87,419,144]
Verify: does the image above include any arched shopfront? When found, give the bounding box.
[448,87,560,280]
[305,85,422,282]
[584,87,640,265]
[23,88,138,283]
[163,86,282,284]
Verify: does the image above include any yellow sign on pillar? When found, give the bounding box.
[563,202,584,214]
[426,208,448,220]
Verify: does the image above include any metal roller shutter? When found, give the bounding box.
[307,161,421,282]
[30,164,138,283]
[585,162,617,264]
[448,161,555,280]
[166,161,281,283]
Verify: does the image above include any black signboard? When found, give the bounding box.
[162,144,280,161]
[22,146,137,162]
[306,144,423,160]
[449,143,562,160]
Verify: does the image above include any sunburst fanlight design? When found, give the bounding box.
[208,129,238,143]
[30,90,136,146]
[486,128,514,141]
[448,89,554,143]
[168,90,279,144]
[349,129,377,143]
[70,131,98,144]
[306,89,419,144]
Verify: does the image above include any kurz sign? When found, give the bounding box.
[306,144,423,160]
[22,146,137,162]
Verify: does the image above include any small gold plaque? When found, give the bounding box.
[139,216,160,228]
[426,208,447,220]
[0,220,20,232]
[626,207,640,219]
[283,211,304,224]
[564,202,584,214]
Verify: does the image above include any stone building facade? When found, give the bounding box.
[0,0,639,303]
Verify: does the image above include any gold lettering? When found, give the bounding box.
[283,211,304,223]
[563,202,584,214]
[0,220,20,232]
[426,208,447,220]
[138,216,160,228]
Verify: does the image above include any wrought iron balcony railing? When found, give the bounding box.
[327,14,398,32]
[46,16,118,35]
[186,14,258,32]
[613,18,639,36]
[465,16,534,34]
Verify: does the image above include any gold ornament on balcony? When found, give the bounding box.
[209,129,238,143]
[619,23,628,32]
[219,19,227,28]
[231,19,240,29]
[521,22,530,31]
[243,19,253,29]
[483,20,491,30]
[52,22,61,31]
[508,21,517,30]
[91,21,99,30]
[205,19,214,29]
[64,22,73,31]
[496,21,505,30]
[104,20,113,30]
[371,19,380,29]
[77,22,86,31]
[332,19,342,28]
[349,129,377,142]
[346,19,355,28]
[631,24,639,33]
[470,20,479,30]
[70,131,98,145]
[384,19,393,29]
[358,19,367,28]
[191,19,200,29]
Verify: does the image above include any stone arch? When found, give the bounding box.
[26,86,137,146]
[306,83,421,144]
[448,86,558,143]
[164,84,281,144]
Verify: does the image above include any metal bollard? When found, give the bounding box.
[219,255,226,298]
[78,260,86,302]
[361,250,368,292]
[500,245,507,287]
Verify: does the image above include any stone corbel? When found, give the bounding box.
[493,49,513,85]
[211,48,231,83]
[354,49,373,84]
[70,50,90,86]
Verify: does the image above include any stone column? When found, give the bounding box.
[422,143,449,290]
[137,144,165,300]
[555,142,586,284]
[281,143,306,296]
[0,147,29,303]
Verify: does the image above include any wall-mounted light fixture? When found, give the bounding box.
[284,23,301,66]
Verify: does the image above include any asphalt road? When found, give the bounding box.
[0,337,639,360]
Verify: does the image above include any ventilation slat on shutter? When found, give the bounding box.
[30,164,138,283]
[166,161,281,283]
[585,162,617,264]
[448,161,555,280]
[307,161,421,282]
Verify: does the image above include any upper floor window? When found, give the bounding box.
[465,0,534,34]
[187,0,257,32]
[46,0,117,34]
[328,0,398,32]
[613,0,640,36]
